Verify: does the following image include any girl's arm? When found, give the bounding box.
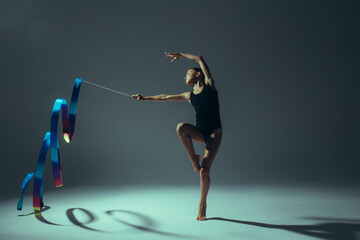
[132,92,191,102]
[165,52,215,88]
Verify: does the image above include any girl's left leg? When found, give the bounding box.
[176,122,205,174]
[197,128,222,221]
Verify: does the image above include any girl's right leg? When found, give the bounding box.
[197,128,222,220]
[176,123,205,174]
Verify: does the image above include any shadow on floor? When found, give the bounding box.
[207,217,360,240]
[66,208,104,232]
[106,209,193,238]
[18,206,195,239]
[18,205,51,217]
[18,206,62,225]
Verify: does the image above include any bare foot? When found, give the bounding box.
[190,154,201,174]
[196,202,207,221]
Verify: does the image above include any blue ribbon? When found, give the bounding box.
[17,78,83,211]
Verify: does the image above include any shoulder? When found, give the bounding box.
[182,91,191,102]
[205,82,217,92]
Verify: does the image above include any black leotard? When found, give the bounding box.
[190,84,222,142]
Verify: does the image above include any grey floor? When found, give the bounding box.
[2,185,360,240]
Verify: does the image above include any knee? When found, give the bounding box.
[176,122,187,135]
[200,168,210,178]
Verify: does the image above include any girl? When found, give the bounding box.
[132,52,222,221]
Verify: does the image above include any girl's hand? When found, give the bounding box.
[132,94,145,101]
[165,52,182,63]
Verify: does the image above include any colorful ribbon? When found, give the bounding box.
[17,78,83,211]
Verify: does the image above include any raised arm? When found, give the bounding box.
[132,92,191,102]
[165,52,215,88]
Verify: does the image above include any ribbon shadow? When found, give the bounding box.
[66,208,104,232]
[18,206,62,225]
[106,209,193,238]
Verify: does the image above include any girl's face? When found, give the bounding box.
[184,69,197,86]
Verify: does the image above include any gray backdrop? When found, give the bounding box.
[1,0,359,200]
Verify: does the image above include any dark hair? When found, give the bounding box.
[190,67,205,82]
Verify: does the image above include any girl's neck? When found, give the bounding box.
[193,80,204,91]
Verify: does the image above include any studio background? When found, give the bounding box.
[1,0,359,201]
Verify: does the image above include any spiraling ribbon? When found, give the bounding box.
[17,78,83,212]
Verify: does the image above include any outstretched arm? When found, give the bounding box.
[165,52,215,88]
[132,92,191,102]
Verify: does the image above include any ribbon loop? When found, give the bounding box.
[17,78,83,211]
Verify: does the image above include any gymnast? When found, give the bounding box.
[132,52,222,221]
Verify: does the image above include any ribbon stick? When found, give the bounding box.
[83,79,131,97]
[17,78,83,211]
